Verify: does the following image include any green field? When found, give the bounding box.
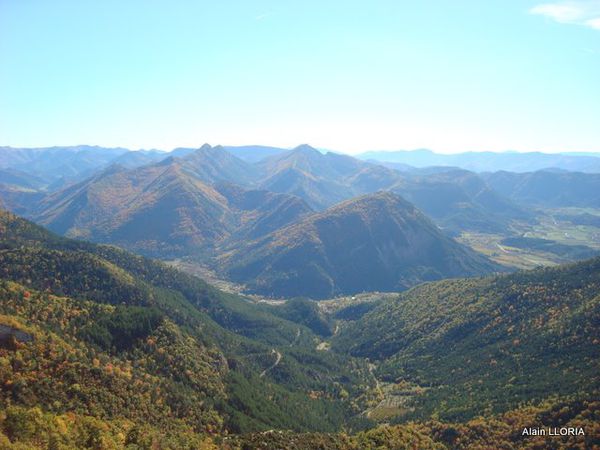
[458,208,600,269]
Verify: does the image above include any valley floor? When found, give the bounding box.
[458,207,600,270]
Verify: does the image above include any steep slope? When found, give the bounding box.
[422,169,528,218]
[227,400,599,450]
[221,192,501,299]
[0,144,254,194]
[0,289,230,449]
[333,257,600,421]
[33,162,234,256]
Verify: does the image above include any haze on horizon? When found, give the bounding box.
[1,1,599,155]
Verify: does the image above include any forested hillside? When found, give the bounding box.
[333,258,600,422]
[221,192,501,298]
[0,209,373,446]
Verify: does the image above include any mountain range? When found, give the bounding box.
[359,148,600,173]
[32,156,311,258]
[2,144,600,300]
[23,146,511,297]
[18,144,534,231]
[483,170,600,208]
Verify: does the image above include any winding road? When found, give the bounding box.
[259,349,282,378]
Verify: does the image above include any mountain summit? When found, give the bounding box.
[221,191,501,298]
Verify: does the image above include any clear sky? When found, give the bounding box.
[1,0,599,154]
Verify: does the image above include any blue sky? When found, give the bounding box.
[1,0,599,154]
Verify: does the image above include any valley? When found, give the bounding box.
[458,207,600,269]
[0,145,598,448]
[4,1,600,446]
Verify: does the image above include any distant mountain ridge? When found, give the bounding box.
[3,145,599,188]
[0,145,131,186]
[358,149,600,173]
[223,145,289,162]
[22,143,531,237]
[483,170,600,207]
[251,145,531,233]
